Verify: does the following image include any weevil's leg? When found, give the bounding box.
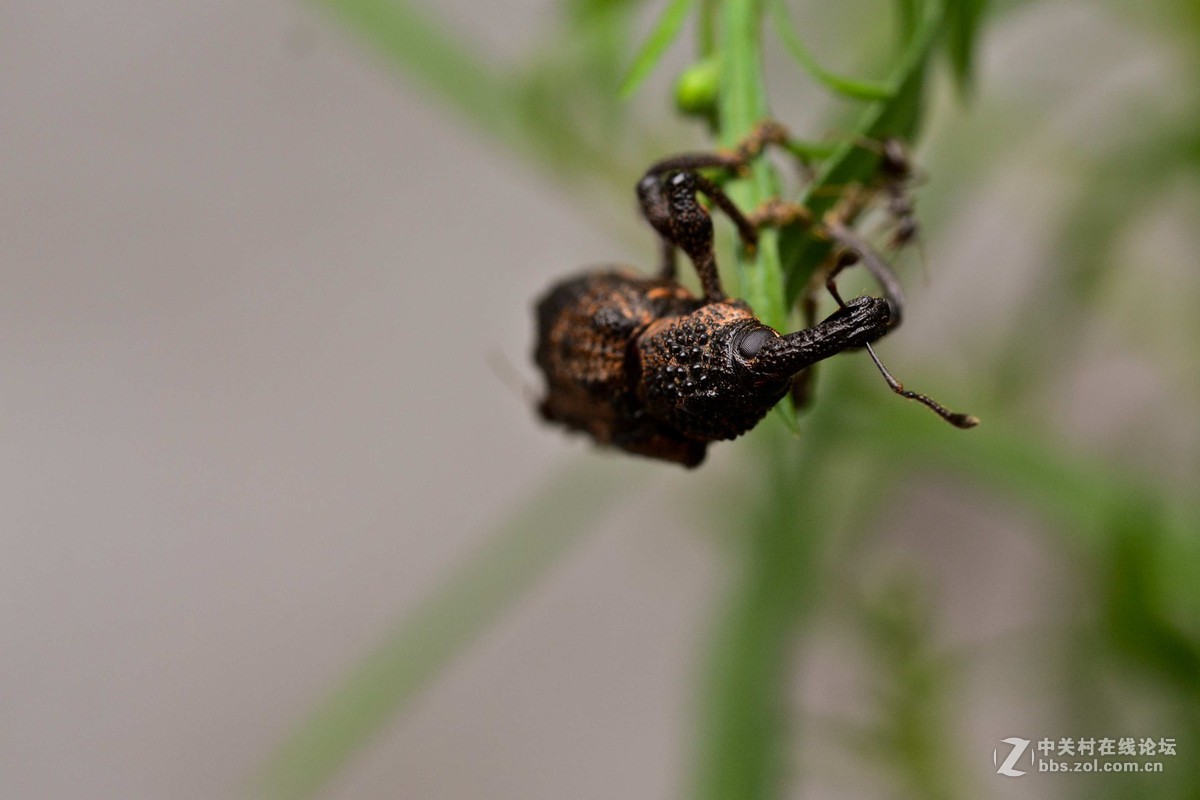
[691,173,759,249]
[642,120,791,172]
[641,120,793,183]
[639,170,767,253]
[638,173,700,281]
[642,151,744,179]
[821,250,855,310]
[637,120,795,300]
[639,119,795,247]
[734,119,791,161]
[876,136,927,186]
[746,198,813,230]
[789,366,818,409]
[638,171,726,302]
[881,187,931,283]
[840,134,924,183]
[658,238,678,280]
[820,215,906,328]
[863,342,979,428]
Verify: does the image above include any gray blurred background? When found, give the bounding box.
[3,1,1197,798]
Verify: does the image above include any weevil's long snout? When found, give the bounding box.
[749,296,890,380]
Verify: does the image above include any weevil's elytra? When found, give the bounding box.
[533,122,976,467]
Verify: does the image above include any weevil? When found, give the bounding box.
[533,124,976,467]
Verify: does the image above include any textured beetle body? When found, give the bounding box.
[535,269,888,467]
[532,124,973,467]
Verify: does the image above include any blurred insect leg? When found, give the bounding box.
[821,217,906,328]
[640,120,791,182]
[659,238,678,280]
[641,151,743,179]
[691,173,759,250]
[746,198,813,230]
[734,119,792,162]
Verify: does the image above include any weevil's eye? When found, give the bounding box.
[736,328,773,359]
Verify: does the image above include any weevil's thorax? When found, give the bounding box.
[636,302,788,442]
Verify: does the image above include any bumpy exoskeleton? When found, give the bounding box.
[533,124,976,467]
[534,133,893,466]
[536,269,888,467]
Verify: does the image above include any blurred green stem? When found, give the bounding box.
[693,2,951,794]
[717,0,786,331]
[694,416,842,799]
[693,4,814,797]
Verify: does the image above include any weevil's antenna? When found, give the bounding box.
[863,342,979,428]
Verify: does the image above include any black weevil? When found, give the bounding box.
[533,123,976,467]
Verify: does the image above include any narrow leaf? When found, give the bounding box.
[768,0,894,101]
[779,0,947,302]
[620,0,699,97]
[945,0,989,96]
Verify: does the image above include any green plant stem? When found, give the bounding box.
[693,3,961,795]
[692,4,823,798]
[693,415,843,799]
[717,0,787,331]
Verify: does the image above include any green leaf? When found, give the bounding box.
[692,406,848,800]
[945,0,989,96]
[310,0,633,189]
[715,0,782,322]
[309,0,514,136]
[779,0,947,303]
[256,459,633,800]
[1103,501,1200,701]
[619,0,699,97]
[768,0,895,101]
[894,0,922,42]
